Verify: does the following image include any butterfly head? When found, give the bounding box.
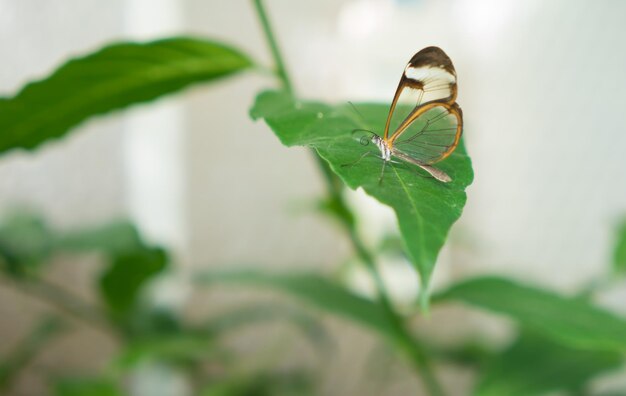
[350,129,391,161]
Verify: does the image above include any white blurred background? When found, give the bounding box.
[1,0,625,395]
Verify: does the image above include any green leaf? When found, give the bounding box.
[0,37,253,153]
[196,270,394,340]
[99,247,168,322]
[435,276,626,351]
[250,91,473,295]
[54,378,122,396]
[613,218,626,275]
[475,333,622,396]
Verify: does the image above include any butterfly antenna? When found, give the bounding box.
[348,101,369,125]
[351,128,376,135]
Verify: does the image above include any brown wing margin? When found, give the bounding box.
[383,47,458,140]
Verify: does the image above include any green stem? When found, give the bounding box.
[252,0,294,95]
[251,2,445,395]
[347,222,445,396]
[253,0,346,227]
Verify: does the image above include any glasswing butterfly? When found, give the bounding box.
[347,46,463,184]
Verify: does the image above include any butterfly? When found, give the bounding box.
[347,46,463,184]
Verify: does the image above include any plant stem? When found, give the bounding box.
[319,165,444,395]
[252,0,294,95]
[325,190,445,395]
[251,2,445,394]
[347,223,445,396]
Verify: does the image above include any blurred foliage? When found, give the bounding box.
[427,340,495,369]
[116,334,216,371]
[613,219,626,275]
[55,221,143,256]
[197,270,393,339]
[0,211,54,276]
[0,210,320,395]
[201,370,314,396]
[474,332,623,396]
[0,211,146,278]
[54,378,123,396]
[204,303,331,352]
[434,276,626,351]
[99,247,168,327]
[0,316,65,392]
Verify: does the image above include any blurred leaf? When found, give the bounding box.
[54,377,122,396]
[99,247,168,322]
[0,210,149,277]
[361,342,401,394]
[0,316,65,392]
[429,340,495,368]
[377,234,406,256]
[55,221,143,256]
[435,276,626,351]
[0,37,253,154]
[125,307,182,338]
[317,194,356,229]
[202,370,313,396]
[250,91,473,297]
[196,270,394,340]
[0,211,53,275]
[115,333,214,369]
[475,333,623,396]
[613,219,626,275]
[206,303,331,351]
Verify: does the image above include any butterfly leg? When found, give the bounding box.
[378,160,388,185]
[341,151,376,168]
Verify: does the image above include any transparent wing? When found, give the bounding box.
[383,47,457,140]
[390,103,462,165]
